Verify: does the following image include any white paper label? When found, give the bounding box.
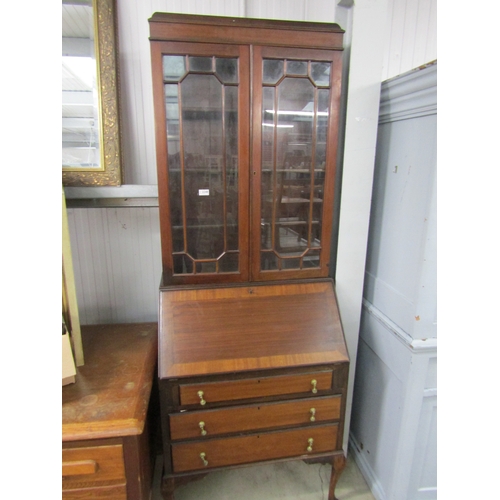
[198,189,210,196]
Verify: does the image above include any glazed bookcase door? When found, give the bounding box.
[251,46,343,281]
[151,42,250,284]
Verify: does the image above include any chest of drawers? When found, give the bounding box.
[62,323,158,500]
[158,280,349,499]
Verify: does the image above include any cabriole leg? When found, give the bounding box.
[328,454,346,500]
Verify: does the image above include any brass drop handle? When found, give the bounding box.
[311,379,318,394]
[198,390,206,406]
[199,421,207,436]
[307,438,314,452]
[309,408,316,422]
[200,452,208,467]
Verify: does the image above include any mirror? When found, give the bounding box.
[62,0,122,186]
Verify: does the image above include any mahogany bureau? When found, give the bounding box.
[149,12,350,499]
[158,280,349,499]
[62,323,158,500]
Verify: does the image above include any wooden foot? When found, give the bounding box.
[328,454,346,500]
[161,476,175,500]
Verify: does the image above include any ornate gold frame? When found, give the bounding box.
[62,0,122,186]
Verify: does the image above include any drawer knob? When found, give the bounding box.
[198,390,206,406]
[200,452,208,467]
[311,379,318,394]
[307,438,314,452]
[309,408,316,422]
[199,421,207,436]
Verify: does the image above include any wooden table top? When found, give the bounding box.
[62,323,158,442]
[159,280,348,379]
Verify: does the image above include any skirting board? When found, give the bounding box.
[349,432,386,500]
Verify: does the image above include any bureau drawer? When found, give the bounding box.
[172,424,338,473]
[178,371,333,406]
[62,444,126,494]
[170,396,341,440]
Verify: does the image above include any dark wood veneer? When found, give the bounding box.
[158,280,348,499]
[169,396,342,440]
[150,13,349,500]
[149,12,344,49]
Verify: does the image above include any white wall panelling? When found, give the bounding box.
[382,0,437,81]
[67,207,162,325]
[245,0,338,22]
[350,62,437,500]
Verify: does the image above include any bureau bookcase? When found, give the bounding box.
[149,13,349,500]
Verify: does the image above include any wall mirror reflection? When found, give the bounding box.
[62,0,122,186]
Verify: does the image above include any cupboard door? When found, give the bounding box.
[151,42,250,284]
[251,46,343,281]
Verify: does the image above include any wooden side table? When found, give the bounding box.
[62,323,158,500]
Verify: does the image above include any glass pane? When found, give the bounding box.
[303,249,320,267]
[181,74,224,261]
[261,86,275,250]
[312,88,328,245]
[165,84,180,122]
[163,55,186,81]
[311,204,322,247]
[276,78,314,256]
[316,89,329,171]
[317,88,330,116]
[189,56,212,72]
[164,84,183,252]
[219,252,239,272]
[196,261,216,273]
[286,60,307,75]
[263,59,284,84]
[62,54,100,168]
[276,222,308,255]
[310,62,331,86]
[216,58,238,83]
[259,56,333,273]
[282,257,301,269]
[261,252,278,271]
[164,52,242,277]
[62,2,100,170]
[173,254,193,274]
[225,86,239,251]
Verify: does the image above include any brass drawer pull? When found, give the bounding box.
[307,438,314,452]
[200,452,208,466]
[309,408,316,422]
[311,379,318,394]
[199,421,207,436]
[198,391,206,406]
